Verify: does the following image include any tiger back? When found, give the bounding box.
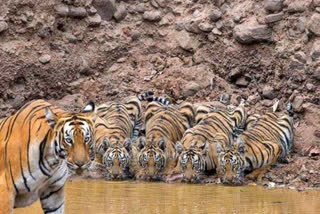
[171,102,247,183]
[216,103,294,185]
[0,99,96,214]
[135,101,195,180]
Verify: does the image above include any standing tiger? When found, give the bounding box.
[135,101,195,181]
[94,92,170,180]
[0,99,96,214]
[216,103,294,185]
[170,102,247,183]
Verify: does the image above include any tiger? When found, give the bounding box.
[169,101,247,183]
[135,101,195,181]
[216,102,295,185]
[0,99,96,214]
[94,92,170,180]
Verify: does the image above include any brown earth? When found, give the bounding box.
[0,0,319,190]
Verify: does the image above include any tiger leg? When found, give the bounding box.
[40,185,65,214]
[0,175,14,214]
[246,165,271,183]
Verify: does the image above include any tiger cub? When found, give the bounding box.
[0,100,96,214]
[94,92,169,180]
[216,103,294,185]
[170,102,247,183]
[135,101,195,181]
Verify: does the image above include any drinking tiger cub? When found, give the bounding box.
[216,103,294,185]
[169,102,247,183]
[135,101,195,181]
[0,99,96,214]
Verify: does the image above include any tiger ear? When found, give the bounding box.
[45,107,58,129]
[124,138,132,152]
[136,137,146,151]
[175,141,183,154]
[158,139,166,151]
[102,138,109,151]
[82,101,96,122]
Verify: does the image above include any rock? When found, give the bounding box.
[38,26,52,38]
[306,83,314,91]
[264,0,283,12]
[39,54,51,64]
[182,81,201,97]
[87,14,102,27]
[314,0,320,7]
[78,57,90,75]
[235,77,249,87]
[54,94,85,112]
[308,13,320,36]
[289,58,305,71]
[233,20,272,44]
[262,85,276,99]
[248,93,261,105]
[261,99,273,107]
[265,12,284,23]
[228,68,242,82]
[313,67,320,80]
[294,51,307,63]
[292,95,304,112]
[65,33,77,43]
[316,7,320,13]
[210,7,222,21]
[212,28,222,35]
[69,6,87,18]
[185,20,201,34]
[310,40,320,61]
[55,4,69,16]
[177,31,199,52]
[11,95,25,109]
[0,21,8,33]
[199,22,214,32]
[93,0,116,21]
[114,3,127,21]
[287,1,307,13]
[143,11,162,22]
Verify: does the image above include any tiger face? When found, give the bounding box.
[176,141,208,183]
[45,102,96,175]
[136,137,167,180]
[102,138,132,180]
[216,140,245,185]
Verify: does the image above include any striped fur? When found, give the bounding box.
[135,101,195,180]
[171,102,247,183]
[0,100,96,214]
[216,103,294,185]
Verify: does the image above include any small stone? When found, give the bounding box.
[177,31,199,52]
[182,81,201,97]
[210,7,222,21]
[38,26,52,38]
[248,93,261,105]
[289,58,305,71]
[0,21,8,33]
[294,51,307,63]
[262,85,276,99]
[114,3,127,22]
[216,20,223,30]
[212,28,222,35]
[185,20,201,34]
[69,6,87,18]
[313,68,320,80]
[310,40,320,61]
[198,22,214,32]
[87,6,97,15]
[117,57,127,63]
[306,83,314,91]
[65,33,77,43]
[143,11,162,22]
[207,33,216,42]
[193,10,201,18]
[314,0,320,7]
[261,99,273,107]
[264,0,283,12]
[39,54,51,64]
[135,3,146,13]
[235,77,249,87]
[233,20,272,44]
[93,0,116,21]
[228,68,242,82]
[292,95,304,112]
[308,13,320,36]
[287,2,307,13]
[87,14,102,27]
[150,0,159,8]
[55,4,69,16]
[265,12,284,23]
[316,7,320,13]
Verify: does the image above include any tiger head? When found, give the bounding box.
[216,138,246,185]
[175,136,209,183]
[101,137,133,180]
[45,102,96,175]
[135,136,168,180]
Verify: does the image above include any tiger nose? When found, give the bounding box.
[75,161,85,168]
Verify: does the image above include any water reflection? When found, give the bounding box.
[14,180,320,214]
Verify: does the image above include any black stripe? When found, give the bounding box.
[41,186,64,201]
[44,202,64,214]
[27,117,36,180]
[20,149,30,192]
[9,160,19,194]
[39,132,51,177]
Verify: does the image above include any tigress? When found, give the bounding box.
[94,92,170,180]
[216,102,294,185]
[170,101,247,183]
[135,101,195,181]
[0,99,96,214]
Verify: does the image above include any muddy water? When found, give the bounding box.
[14,180,320,214]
